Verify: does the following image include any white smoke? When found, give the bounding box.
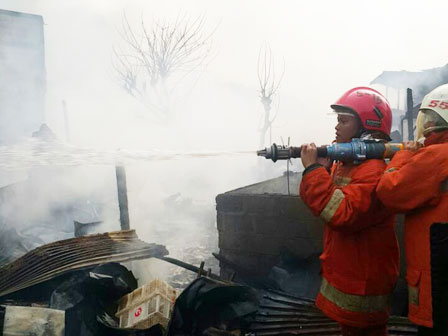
[1,0,447,284]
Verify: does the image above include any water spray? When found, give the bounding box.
[0,138,256,170]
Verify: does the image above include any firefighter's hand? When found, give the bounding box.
[404,141,422,152]
[301,143,318,168]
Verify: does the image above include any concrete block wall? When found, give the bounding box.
[216,192,323,278]
[215,173,408,314]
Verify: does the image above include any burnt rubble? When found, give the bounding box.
[0,262,165,336]
[0,230,168,297]
[0,230,170,335]
[0,186,419,335]
[0,227,419,335]
[167,277,418,336]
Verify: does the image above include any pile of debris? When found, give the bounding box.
[0,229,418,336]
[168,277,417,336]
[0,230,169,335]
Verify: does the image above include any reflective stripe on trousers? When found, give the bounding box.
[320,278,392,313]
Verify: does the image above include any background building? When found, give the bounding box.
[0,9,45,144]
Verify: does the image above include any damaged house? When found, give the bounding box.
[371,64,448,141]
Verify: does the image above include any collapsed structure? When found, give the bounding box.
[371,64,448,141]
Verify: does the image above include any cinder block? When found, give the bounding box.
[241,196,261,213]
[243,233,282,255]
[218,230,251,252]
[303,218,325,238]
[284,219,307,237]
[284,217,324,239]
[286,198,314,218]
[216,212,225,232]
[220,229,282,256]
[218,229,235,250]
[223,213,241,233]
[216,194,243,212]
[253,216,280,235]
[218,211,259,234]
[217,212,242,233]
[237,214,255,233]
[250,195,282,216]
[218,249,278,276]
[277,196,300,216]
[282,237,323,259]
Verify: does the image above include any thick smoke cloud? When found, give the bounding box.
[0,0,447,284]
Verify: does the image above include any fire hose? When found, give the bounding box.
[257,139,405,162]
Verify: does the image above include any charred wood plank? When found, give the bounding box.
[158,256,222,280]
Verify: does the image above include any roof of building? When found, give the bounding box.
[370,64,448,104]
[224,172,301,196]
[0,9,42,19]
[0,9,44,48]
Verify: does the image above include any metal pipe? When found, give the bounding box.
[115,166,130,230]
[406,88,414,141]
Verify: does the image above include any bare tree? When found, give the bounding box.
[113,13,213,121]
[257,44,284,148]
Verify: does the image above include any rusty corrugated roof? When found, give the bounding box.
[0,230,168,297]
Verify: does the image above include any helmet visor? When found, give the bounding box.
[416,109,448,141]
[332,111,355,117]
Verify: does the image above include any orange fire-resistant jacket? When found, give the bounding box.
[376,131,448,328]
[300,159,399,328]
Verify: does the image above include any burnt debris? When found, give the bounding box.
[166,277,418,336]
[0,230,168,297]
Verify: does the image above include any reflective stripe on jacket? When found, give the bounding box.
[376,131,448,328]
[300,159,399,327]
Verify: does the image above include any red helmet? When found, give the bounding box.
[331,87,392,139]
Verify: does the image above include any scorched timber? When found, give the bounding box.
[0,230,168,297]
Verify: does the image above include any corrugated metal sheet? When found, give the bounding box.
[0,230,168,297]
[249,289,417,335]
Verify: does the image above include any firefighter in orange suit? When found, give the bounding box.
[376,84,448,335]
[300,87,399,336]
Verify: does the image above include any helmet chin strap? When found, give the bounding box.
[359,132,374,140]
[357,128,366,139]
[359,130,389,142]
